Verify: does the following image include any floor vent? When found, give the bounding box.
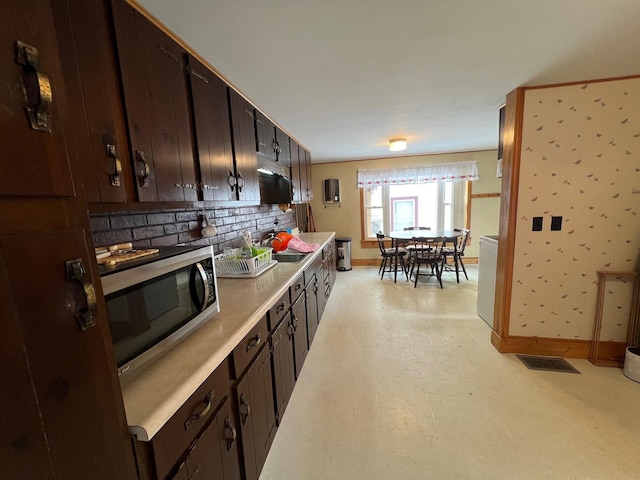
[516,355,581,374]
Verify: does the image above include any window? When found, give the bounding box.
[362,181,466,240]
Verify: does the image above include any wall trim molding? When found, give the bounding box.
[490,330,626,364]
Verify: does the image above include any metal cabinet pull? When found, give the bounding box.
[136,150,150,187]
[65,259,97,331]
[227,171,237,192]
[106,144,122,187]
[236,173,244,192]
[223,415,237,452]
[276,302,286,314]
[245,332,261,352]
[184,390,214,431]
[239,394,251,425]
[15,41,52,133]
[188,464,200,480]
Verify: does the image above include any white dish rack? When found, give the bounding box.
[214,248,275,278]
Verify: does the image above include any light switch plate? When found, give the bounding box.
[532,217,543,231]
[551,216,562,231]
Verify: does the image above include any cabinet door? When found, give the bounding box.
[187,54,236,202]
[306,280,319,348]
[0,230,136,479]
[0,254,51,479]
[255,109,276,162]
[234,344,276,480]
[53,0,132,204]
[111,0,197,202]
[0,0,75,197]
[289,139,302,204]
[213,396,243,480]
[291,293,309,379]
[270,314,296,425]
[315,267,326,322]
[228,89,260,203]
[302,148,314,202]
[275,127,291,166]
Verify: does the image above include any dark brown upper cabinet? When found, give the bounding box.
[274,127,291,166]
[254,109,276,162]
[290,139,302,203]
[302,148,314,202]
[187,54,236,202]
[0,0,76,198]
[255,110,291,167]
[54,0,133,204]
[111,0,197,203]
[228,89,260,203]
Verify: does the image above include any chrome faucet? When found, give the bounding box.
[261,232,276,248]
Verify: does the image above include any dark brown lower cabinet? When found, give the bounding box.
[133,358,237,480]
[270,313,296,425]
[306,276,319,348]
[170,397,241,480]
[234,343,277,480]
[291,292,309,379]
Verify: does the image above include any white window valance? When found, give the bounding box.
[357,160,479,188]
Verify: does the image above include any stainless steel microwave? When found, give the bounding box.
[100,246,220,377]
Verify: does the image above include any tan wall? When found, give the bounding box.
[309,150,502,260]
[509,77,640,341]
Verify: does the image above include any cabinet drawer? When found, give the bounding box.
[268,292,290,330]
[232,315,269,379]
[290,273,304,302]
[150,357,231,480]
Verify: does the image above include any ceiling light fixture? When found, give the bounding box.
[389,138,407,152]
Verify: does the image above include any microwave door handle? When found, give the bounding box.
[195,262,210,312]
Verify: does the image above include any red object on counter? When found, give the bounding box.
[271,232,293,252]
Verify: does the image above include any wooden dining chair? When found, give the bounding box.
[409,237,445,288]
[402,227,431,267]
[376,233,408,282]
[441,229,470,282]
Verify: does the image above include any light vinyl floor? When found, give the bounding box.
[259,266,640,480]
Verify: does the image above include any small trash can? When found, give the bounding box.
[623,346,640,382]
[335,237,352,271]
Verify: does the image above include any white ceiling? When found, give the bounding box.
[137,0,640,164]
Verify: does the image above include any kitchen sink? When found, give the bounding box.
[272,252,307,263]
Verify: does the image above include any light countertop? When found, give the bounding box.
[119,232,335,441]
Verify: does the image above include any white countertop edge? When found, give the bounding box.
[120,232,335,441]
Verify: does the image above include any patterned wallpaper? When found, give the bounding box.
[510,77,640,341]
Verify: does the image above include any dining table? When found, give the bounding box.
[386,229,464,283]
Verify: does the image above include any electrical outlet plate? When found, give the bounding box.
[551,216,562,231]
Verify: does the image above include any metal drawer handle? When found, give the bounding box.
[245,332,261,352]
[65,259,97,331]
[184,390,214,431]
[224,415,237,451]
[276,302,286,314]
